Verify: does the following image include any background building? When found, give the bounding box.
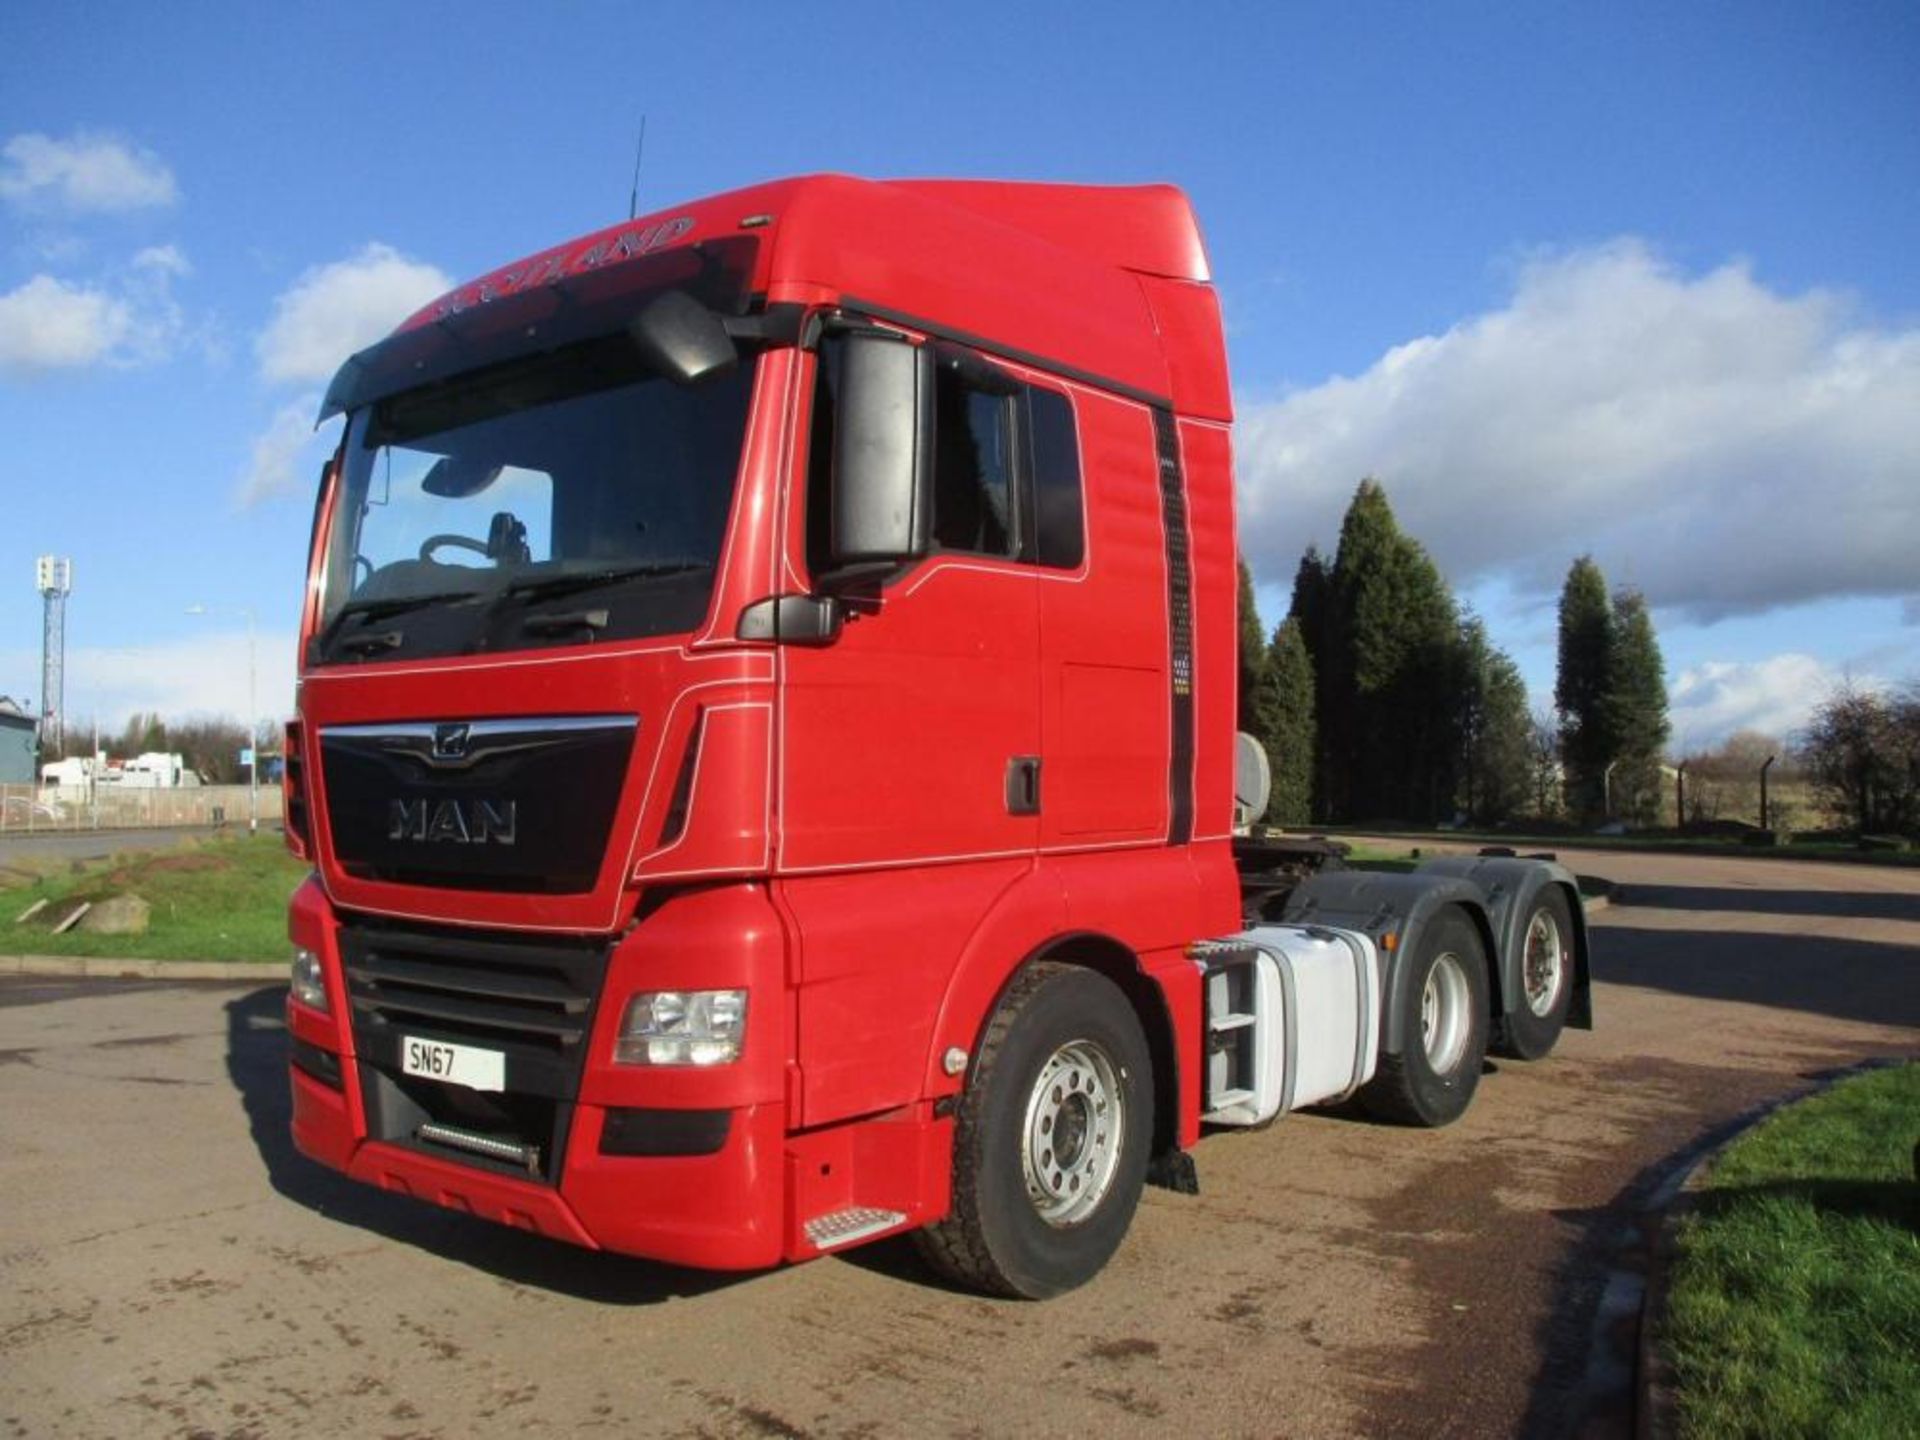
[0,698,36,784]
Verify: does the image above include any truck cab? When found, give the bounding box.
[284,175,1588,1297]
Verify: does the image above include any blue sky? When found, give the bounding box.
[2,2,1916,752]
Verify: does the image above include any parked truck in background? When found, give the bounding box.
[283,175,1591,1297]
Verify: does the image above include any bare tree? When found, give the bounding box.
[1796,683,1919,835]
[1527,708,1563,819]
[1681,730,1788,826]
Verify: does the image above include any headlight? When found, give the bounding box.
[290,947,328,1013]
[615,989,747,1066]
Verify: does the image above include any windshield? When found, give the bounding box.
[314,335,756,664]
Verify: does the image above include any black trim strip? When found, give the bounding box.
[1154,408,1195,846]
[599,1107,732,1157]
[290,1036,343,1090]
[658,708,705,847]
[839,295,1171,410]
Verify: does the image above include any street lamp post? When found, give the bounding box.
[186,604,259,834]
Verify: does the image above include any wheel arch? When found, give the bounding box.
[1557,878,1596,1029]
[936,930,1180,1164]
[1038,933,1181,1163]
[1413,854,1594,1032]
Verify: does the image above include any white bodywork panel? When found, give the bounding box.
[1197,924,1382,1126]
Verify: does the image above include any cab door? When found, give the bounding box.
[777,339,1043,1125]
[778,342,1040,873]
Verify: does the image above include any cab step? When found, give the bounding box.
[803,1206,907,1251]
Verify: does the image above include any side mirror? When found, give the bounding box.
[831,331,932,567]
[629,290,738,385]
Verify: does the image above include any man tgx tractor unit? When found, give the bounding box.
[284,175,1591,1297]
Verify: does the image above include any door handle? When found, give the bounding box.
[1005,756,1042,816]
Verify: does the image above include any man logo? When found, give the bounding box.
[388,797,517,846]
[432,723,471,761]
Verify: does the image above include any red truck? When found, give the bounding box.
[283,175,1591,1298]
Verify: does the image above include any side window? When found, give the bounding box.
[800,330,1086,577]
[1024,386,1084,570]
[803,338,839,580]
[932,354,1015,556]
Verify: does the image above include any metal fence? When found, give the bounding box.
[0,783,282,833]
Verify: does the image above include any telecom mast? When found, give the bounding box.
[35,555,71,756]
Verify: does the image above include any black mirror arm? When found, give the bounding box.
[735,593,845,646]
[810,560,897,595]
[722,304,805,347]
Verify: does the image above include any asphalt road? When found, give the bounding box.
[0,849,1913,1439]
[0,825,218,871]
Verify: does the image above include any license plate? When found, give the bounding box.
[401,1035,505,1093]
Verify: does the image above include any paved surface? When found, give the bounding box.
[0,850,1913,1439]
[0,826,216,872]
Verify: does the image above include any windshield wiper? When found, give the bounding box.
[499,560,709,604]
[339,629,405,656]
[315,588,486,655]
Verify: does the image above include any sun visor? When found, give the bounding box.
[317,236,760,425]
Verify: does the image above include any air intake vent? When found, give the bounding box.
[341,918,610,1183]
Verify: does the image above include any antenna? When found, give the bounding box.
[628,116,647,221]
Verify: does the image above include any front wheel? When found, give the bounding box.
[915,962,1152,1299]
[1360,909,1489,1127]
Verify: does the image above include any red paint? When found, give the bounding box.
[288,175,1241,1270]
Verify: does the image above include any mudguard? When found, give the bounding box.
[1276,858,1592,1056]
[1412,854,1593,1032]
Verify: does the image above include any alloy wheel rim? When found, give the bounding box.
[1020,1039,1124,1227]
[1420,954,1470,1074]
[1523,910,1565,1018]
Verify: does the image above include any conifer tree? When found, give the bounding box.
[1330,480,1461,821]
[1456,616,1533,823]
[1235,556,1267,734]
[1607,589,1670,824]
[1288,545,1337,821]
[1555,556,1615,819]
[1254,617,1316,826]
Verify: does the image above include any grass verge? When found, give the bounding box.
[0,833,309,964]
[1663,1063,1920,1439]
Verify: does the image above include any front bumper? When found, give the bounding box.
[285,875,793,1270]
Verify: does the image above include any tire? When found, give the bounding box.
[914,962,1152,1299]
[1360,909,1489,1128]
[1491,887,1575,1061]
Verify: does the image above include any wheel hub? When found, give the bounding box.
[1523,910,1565,1017]
[1420,954,1470,1075]
[1021,1039,1124,1228]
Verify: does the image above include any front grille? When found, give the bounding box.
[319,715,637,895]
[339,917,610,1182]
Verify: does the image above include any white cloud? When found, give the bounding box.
[255,243,451,384]
[237,399,335,507]
[1236,240,1920,621]
[0,131,178,213]
[1669,653,1852,749]
[132,243,191,277]
[0,242,202,376]
[0,630,298,735]
[0,274,131,372]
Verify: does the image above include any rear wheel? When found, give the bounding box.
[915,962,1152,1299]
[1361,910,1489,1127]
[1491,887,1575,1060]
